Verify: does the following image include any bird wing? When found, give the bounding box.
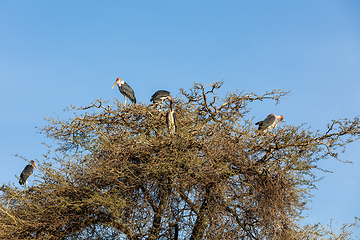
[257,114,276,130]
[151,90,170,102]
[120,82,136,104]
[150,91,160,102]
[19,164,34,185]
[261,114,276,129]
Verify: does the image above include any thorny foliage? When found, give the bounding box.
[1,82,360,239]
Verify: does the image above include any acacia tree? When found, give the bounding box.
[0,82,359,239]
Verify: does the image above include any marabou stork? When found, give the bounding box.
[151,90,172,105]
[166,98,177,134]
[112,78,136,105]
[255,114,284,132]
[19,160,38,188]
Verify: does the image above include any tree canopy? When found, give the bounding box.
[1,82,359,239]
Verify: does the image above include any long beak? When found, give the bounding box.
[274,118,278,126]
[33,163,39,170]
[274,116,283,127]
[112,82,117,89]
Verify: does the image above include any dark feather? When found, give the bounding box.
[256,114,275,130]
[119,82,136,104]
[151,90,170,103]
[19,164,34,185]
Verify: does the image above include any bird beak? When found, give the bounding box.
[33,162,39,170]
[112,82,117,89]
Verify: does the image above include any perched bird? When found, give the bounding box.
[19,160,38,188]
[166,98,177,134]
[112,78,136,105]
[255,114,284,132]
[151,90,172,104]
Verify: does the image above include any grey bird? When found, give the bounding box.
[112,77,136,105]
[255,114,284,132]
[19,160,38,188]
[151,90,172,104]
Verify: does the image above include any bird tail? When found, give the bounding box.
[19,179,25,185]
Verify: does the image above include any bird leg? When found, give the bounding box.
[151,102,161,109]
[124,96,127,106]
[158,100,165,109]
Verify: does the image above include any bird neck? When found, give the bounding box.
[169,100,174,110]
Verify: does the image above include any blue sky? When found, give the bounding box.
[0,0,359,235]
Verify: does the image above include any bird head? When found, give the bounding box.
[168,97,175,109]
[30,160,38,170]
[274,115,284,127]
[112,78,122,89]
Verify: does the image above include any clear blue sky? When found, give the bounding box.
[1,0,359,235]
